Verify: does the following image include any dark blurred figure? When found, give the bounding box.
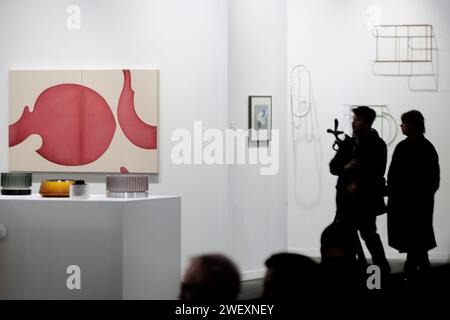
[387,110,440,279]
[408,264,450,292]
[179,254,241,301]
[329,106,391,274]
[262,252,318,300]
[319,222,366,293]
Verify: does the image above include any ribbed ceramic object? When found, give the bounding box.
[106,175,149,198]
[1,172,32,195]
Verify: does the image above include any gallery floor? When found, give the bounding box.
[237,259,447,300]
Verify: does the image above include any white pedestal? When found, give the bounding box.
[0,195,181,300]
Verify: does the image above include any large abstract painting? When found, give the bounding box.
[9,69,159,173]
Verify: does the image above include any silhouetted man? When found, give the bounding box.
[330,106,390,274]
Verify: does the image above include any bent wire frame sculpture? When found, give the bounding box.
[372,24,438,91]
[343,105,398,147]
[290,65,312,118]
[289,64,323,208]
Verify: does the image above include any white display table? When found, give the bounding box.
[0,194,181,300]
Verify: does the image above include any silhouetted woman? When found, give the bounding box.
[387,110,440,277]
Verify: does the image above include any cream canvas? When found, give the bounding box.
[8,69,159,173]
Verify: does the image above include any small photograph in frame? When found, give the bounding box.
[249,96,272,142]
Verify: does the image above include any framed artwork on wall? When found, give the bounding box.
[8,69,159,173]
[248,95,272,142]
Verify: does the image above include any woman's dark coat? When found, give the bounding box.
[387,135,440,252]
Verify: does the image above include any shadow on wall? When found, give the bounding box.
[290,65,324,210]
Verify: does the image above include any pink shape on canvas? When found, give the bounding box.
[9,84,116,166]
[118,70,157,149]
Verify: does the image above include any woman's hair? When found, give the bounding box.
[401,110,425,134]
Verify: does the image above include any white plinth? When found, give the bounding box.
[0,194,181,300]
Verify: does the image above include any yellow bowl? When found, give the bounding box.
[39,180,75,197]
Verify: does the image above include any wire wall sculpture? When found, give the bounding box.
[289,64,323,208]
[343,105,398,147]
[290,65,312,118]
[290,65,315,142]
[372,24,438,91]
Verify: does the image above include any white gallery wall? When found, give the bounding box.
[228,0,287,279]
[0,0,288,279]
[2,0,448,287]
[287,0,450,261]
[0,0,232,273]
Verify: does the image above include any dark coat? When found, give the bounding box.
[330,129,387,221]
[387,135,440,252]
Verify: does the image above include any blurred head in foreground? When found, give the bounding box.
[180,254,241,301]
[262,252,318,300]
